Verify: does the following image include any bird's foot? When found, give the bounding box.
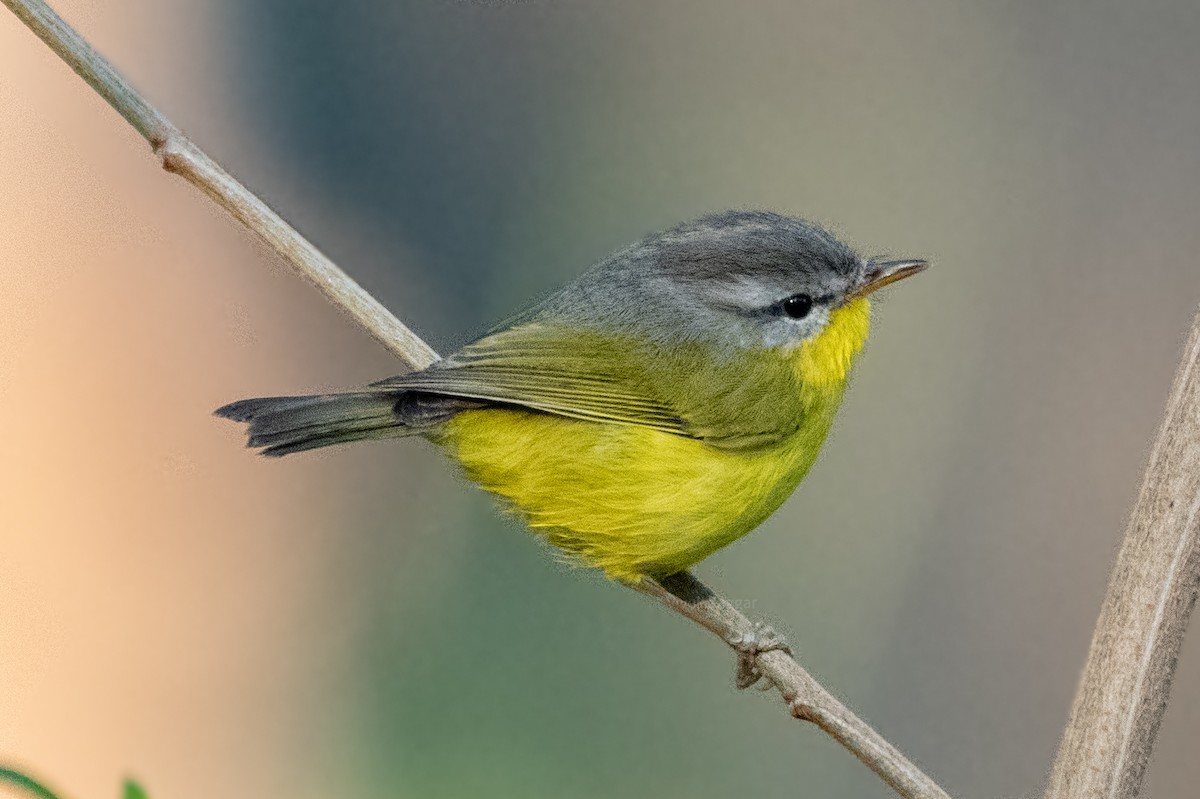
[727,622,792,690]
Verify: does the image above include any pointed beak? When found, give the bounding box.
[851,258,929,299]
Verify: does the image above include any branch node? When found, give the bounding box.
[789,697,817,722]
[155,137,188,175]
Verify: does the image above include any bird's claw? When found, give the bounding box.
[727,623,792,690]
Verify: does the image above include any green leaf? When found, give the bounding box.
[122,779,149,799]
[0,765,62,799]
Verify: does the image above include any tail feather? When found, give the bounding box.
[255,425,412,457]
[216,391,413,457]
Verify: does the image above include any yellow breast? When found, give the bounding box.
[433,299,871,581]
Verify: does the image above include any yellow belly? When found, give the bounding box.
[433,404,836,581]
[429,298,868,581]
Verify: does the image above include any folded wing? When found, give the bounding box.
[371,323,693,436]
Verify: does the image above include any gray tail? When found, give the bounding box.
[216,391,413,457]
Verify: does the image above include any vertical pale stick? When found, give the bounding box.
[1043,311,1200,799]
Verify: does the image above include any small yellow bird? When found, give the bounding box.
[218,211,925,582]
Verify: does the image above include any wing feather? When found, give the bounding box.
[371,324,693,435]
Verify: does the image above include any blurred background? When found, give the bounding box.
[3,0,1200,797]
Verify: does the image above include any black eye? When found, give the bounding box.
[781,294,814,320]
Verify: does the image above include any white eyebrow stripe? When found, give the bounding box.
[704,276,783,310]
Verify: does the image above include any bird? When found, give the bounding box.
[217,210,925,583]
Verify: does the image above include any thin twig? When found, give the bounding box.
[1,0,438,371]
[1043,310,1200,799]
[2,1,954,796]
[640,573,951,799]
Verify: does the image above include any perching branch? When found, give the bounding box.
[1,0,437,372]
[4,1,947,797]
[641,573,950,799]
[1043,311,1200,799]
